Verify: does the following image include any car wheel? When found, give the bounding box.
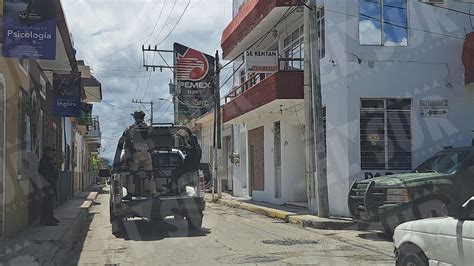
[396,244,428,266]
[186,213,203,230]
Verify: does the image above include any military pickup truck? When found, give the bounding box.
[108,124,206,235]
[348,146,474,237]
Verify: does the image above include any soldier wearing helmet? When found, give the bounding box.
[122,111,156,199]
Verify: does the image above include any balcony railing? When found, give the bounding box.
[84,116,101,140]
[225,58,303,104]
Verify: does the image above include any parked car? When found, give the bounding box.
[393,197,474,266]
[109,125,206,235]
[348,146,474,237]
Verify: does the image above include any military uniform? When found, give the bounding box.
[123,115,156,196]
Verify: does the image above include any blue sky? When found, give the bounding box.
[62,0,233,159]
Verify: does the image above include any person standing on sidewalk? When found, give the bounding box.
[38,146,60,226]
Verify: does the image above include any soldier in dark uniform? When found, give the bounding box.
[38,146,59,226]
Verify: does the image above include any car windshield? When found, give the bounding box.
[414,151,471,174]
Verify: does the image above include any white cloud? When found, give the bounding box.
[359,19,382,45]
[62,0,233,159]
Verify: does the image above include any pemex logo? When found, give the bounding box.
[176,48,209,81]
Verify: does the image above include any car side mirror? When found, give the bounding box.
[98,169,111,178]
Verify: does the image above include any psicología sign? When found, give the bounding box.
[2,0,57,60]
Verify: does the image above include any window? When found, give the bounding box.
[39,74,47,99]
[359,0,408,46]
[360,98,412,170]
[283,25,304,70]
[19,58,29,73]
[317,7,325,59]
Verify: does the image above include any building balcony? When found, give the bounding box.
[83,116,101,144]
[221,0,300,59]
[223,62,304,124]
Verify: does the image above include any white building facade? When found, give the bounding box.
[222,0,474,215]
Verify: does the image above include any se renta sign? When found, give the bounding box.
[53,73,82,117]
[2,0,56,60]
[245,50,278,74]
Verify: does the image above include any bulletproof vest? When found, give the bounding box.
[130,123,150,152]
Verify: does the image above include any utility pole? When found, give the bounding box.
[304,0,316,212]
[308,0,329,218]
[132,99,154,124]
[215,50,222,199]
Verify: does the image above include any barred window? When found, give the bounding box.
[360,98,412,170]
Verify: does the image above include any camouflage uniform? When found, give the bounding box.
[124,118,156,195]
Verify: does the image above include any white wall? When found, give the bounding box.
[245,104,306,204]
[321,0,474,216]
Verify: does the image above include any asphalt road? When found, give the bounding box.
[64,189,395,265]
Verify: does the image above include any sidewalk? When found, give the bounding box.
[207,193,379,231]
[0,188,100,265]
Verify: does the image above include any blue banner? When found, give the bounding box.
[2,0,56,60]
[53,73,82,117]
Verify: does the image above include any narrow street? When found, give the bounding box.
[61,188,395,265]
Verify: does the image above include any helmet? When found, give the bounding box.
[132,111,146,121]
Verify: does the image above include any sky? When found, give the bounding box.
[62,0,233,160]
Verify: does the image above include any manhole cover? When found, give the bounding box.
[233,255,284,264]
[262,238,320,246]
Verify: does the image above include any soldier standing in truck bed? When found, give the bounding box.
[122,111,157,199]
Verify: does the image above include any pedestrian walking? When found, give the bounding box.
[38,146,60,226]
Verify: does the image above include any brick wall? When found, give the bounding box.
[248,126,264,191]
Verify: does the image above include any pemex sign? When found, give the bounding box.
[174,43,215,123]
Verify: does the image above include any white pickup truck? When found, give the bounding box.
[394,197,474,266]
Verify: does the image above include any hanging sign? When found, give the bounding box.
[53,73,82,117]
[2,0,57,59]
[245,50,278,74]
[174,43,215,123]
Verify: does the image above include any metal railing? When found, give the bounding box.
[224,58,303,104]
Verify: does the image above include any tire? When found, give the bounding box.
[396,244,429,266]
[380,214,405,239]
[187,213,203,230]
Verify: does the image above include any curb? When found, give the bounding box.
[53,190,100,262]
[214,198,354,230]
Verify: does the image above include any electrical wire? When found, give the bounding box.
[157,0,191,46]
[96,0,169,62]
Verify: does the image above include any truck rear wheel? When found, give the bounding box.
[186,213,203,230]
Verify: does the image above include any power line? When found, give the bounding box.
[157,0,191,46]
[151,0,178,45]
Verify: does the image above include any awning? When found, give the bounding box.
[463,32,474,85]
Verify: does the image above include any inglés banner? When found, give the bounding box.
[53,73,81,117]
[174,43,215,123]
[2,0,56,60]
